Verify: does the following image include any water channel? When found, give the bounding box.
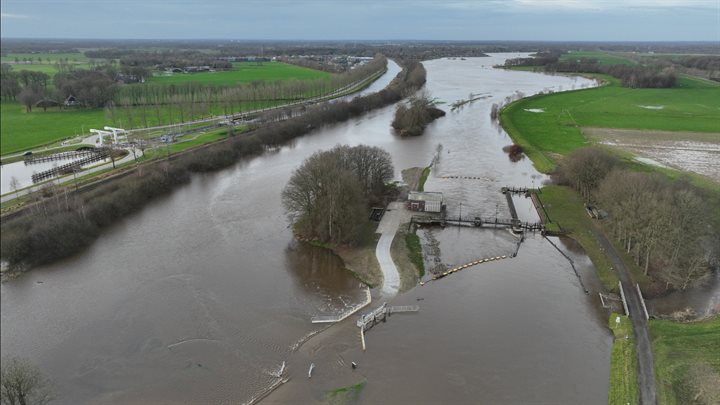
[2,55,611,404]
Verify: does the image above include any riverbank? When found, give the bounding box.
[503,69,720,404]
[534,185,630,292]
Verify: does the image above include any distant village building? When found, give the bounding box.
[184,65,211,73]
[407,192,445,213]
[63,95,79,107]
[117,73,144,84]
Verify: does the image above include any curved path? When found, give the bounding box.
[375,201,407,295]
[591,225,657,405]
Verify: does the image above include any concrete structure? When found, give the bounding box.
[407,191,444,213]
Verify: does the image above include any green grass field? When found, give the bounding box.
[147,62,330,86]
[650,316,720,405]
[1,101,107,155]
[2,52,92,75]
[1,61,337,155]
[559,51,636,66]
[608,313,640,405]
[501,74,720,172]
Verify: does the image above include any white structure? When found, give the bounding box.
[90,129,113,145]
[408,191,444,213]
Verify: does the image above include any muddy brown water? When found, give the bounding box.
[2,56,612,404]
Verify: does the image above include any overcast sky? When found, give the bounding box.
[1,0,718,41]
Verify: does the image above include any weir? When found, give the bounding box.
[311,288,371,324]
[412,215,544,232]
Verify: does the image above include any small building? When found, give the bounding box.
[407,192,444,213]
[64,95,79,107]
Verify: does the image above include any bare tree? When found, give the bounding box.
[17,86,42,113]
[9,177,21,201]
[1,357,52,405]
[556,147,618,201]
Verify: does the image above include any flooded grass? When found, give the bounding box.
[536,185,619,291]
[404,232,425,278]
[417,166,431,191]
[325,381,366,404]
[650,316,720,405]
[585,127,720,183]
[608,313,640,405]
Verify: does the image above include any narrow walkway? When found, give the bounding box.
[591,224,657,405]
[375,201,409,295]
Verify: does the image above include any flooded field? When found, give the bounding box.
[1,56,611,404]
[585,127,720,182]
[0,155,111,194]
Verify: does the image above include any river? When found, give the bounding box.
[2,55,610,404]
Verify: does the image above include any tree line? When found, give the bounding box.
[504,53,677,88]
[1,63,152,110]
[108,55,387,128]
[554,148,718,290]
[0,55,385,124]
[0,59,428,271]
[114,50,233,70]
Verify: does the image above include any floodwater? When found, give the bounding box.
[1,156,110,195]
[1,56,611,404]
[647,271,720,318]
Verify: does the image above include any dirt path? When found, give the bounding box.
[591,225,657,405]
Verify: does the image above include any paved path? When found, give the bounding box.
[375,202,409,295]
[591,225,657,405]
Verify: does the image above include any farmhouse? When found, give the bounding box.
[407,191,445,213]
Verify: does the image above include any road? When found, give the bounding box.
[591,225,657,405]
[375,202,407,295]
